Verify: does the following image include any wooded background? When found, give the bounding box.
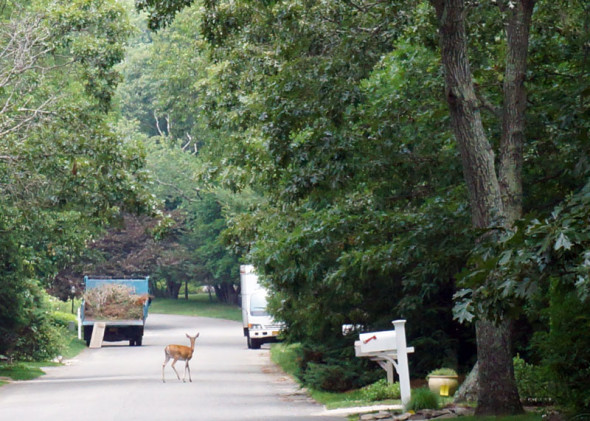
[0,0,588,414]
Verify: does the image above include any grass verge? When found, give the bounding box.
[0,330,85,386]
[0,312,86,386]
[149,293,241,321]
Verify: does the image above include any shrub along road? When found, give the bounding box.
[0,314,344,420]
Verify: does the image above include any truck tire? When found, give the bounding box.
[136,337,142,346]
[84,326,93,347]
[248,335,262,349]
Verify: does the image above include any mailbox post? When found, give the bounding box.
[355,319,414,407]
[393,320,411,407]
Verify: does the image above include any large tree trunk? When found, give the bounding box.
[430,0,531,415]
[476,320,523,415]
[214,282,239,304]
[431,0,505,228]
[166,279,182,298]
[498,0,535,224]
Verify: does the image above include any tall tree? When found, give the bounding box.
[0,0,154,358]
[134,0,589,407]
[429,0,535,414]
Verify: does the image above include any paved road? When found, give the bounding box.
[0,314,344,421]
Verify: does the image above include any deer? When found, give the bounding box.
[162,332,199,383]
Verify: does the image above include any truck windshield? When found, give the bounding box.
[250,292,269,317]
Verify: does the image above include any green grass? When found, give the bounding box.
[0,360,63,383]
[0,327,86,386]
[311,388,400,410]
[49,297,82,314]
[0,331,85,385]
[407,387,440,411]
[271,342,302,376]
[149,293,242,321]
[61,333,87,359]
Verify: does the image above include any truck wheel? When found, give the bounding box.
[84,326,93,347]
[248,336,262,349]
[136,337,142,346]
[129,339,136,346]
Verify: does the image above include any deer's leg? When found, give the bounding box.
[171,358,181,381]
[162,352,171,383]
[186,360,192,382]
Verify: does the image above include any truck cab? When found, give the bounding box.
[240,265,282,349]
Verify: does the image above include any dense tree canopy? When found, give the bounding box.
[0,0,587,413]
[132,0,589,411]
[0,0,155,358]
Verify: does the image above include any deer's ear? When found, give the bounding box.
[196,332,200,338]
[186,333,190,339]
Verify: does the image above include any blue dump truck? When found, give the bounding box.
[80,276,150,347]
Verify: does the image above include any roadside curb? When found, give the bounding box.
[316,404,403,417]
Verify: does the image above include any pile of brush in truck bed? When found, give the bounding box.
[84,284,149,320]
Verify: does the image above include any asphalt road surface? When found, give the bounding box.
[0,314,345,421]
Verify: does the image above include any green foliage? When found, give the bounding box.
[361,379,401,402]
[534,284,590,412]
[0,0,154,358]
[297,343,380,392]
[512,355,553,405]
[406,387,440,411]
[129,0,590,407]
[426,368,458,379]
[1,282,67,361]
[302,361,367,393]
[135,0,195,30]
[455,179,590,324]
[50,311,77,329]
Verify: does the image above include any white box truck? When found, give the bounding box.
[240,265,282,349]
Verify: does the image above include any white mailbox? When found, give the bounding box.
[358,330,397,355]
[354,320,414,409]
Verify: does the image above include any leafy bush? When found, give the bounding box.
[296,342,380,392]
[534,286,590,412]
[13,314,66,361]
[513,355,553,405]
[303,361,359,392]
[406,387,439,411]
[51,311,77,329]
[3,280,66,361]
[361,379,401,401]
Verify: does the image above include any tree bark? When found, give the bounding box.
[454,361,478,403]
[430,0,529,414]
[498,0,535,224]
[431,0,505,228]
[166,279,182,298]
[214,282,239,304]
[476,320,523,415]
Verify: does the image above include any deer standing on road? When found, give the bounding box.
[162,332,199,383]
